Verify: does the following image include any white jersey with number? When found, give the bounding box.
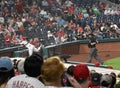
[6,74,45,88]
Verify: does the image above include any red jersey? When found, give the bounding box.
[77,26,83,32]
[56,30,65,37]
[5,34,11,45]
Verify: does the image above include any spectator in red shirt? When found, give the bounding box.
[76,24,83,33]
[68,4,75,15]
[99,2,105,12]
[5,32,11,47]
[56,28,65,38]
[77,12,83,19]
[45,18,52,27]
[16,0,23,13]
[69,20,76,30]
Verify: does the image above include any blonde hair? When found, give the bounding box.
[41,56,65,82]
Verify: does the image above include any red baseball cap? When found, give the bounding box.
[73,64,90,80]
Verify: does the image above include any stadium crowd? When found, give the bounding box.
[0,0,120,88]
[0,0,120,49]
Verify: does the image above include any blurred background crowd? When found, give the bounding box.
[0,0,120,49]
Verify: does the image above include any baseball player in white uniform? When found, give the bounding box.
[20,40,43,56]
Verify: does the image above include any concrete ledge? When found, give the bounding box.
[67,61,110,69]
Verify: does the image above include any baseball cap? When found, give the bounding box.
[90,69,96,74]
[100,74,112,84]
[73,64,90,81]
[17,59,25,74]
[91,72,101,86]
[0,57,13,72]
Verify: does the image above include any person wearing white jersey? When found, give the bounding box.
[20,40,43,56]
[6,74,45,88]
[6,53,45,88]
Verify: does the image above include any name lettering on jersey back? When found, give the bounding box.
[12,81,34,88]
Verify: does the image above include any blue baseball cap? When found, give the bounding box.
[0,57,13,72]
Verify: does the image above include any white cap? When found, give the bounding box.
[17,59,25,74]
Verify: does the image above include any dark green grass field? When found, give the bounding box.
[104,57,120,70]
